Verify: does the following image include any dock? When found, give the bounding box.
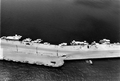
[0,38,120,67]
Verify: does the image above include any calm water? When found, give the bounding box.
[2,0,120,44]
[0,57,120,81]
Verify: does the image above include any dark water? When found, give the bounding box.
[0,58,120,81]
[1,0,120,44]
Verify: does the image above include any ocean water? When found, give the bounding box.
[0,57,120,81]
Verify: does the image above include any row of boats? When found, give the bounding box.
[1,34,119,46]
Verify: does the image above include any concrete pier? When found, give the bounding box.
[0,39,120,67]
[3,50,64,67]
[0,40,64,67]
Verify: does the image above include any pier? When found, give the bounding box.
[0,37,120,67]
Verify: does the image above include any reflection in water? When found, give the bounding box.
[0,58,120,81]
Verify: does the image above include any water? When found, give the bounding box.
[2,0,120,44]
[0,58,120,81]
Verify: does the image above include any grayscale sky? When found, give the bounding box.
[1,0,120,44]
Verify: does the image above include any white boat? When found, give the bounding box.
[1,34,22,40]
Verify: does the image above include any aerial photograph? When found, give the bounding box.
[0,0,120,81]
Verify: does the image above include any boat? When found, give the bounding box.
[0,35,120,67]
[1,34,22,40]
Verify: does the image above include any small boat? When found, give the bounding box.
[1,34,22,40]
